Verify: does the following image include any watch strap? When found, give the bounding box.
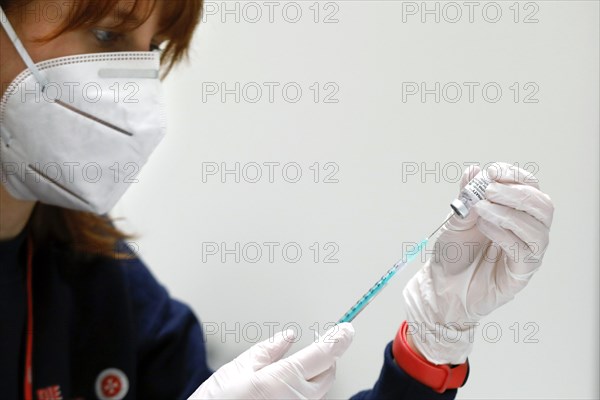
[392,321,469,393]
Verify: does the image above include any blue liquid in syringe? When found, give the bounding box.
[337,238,429,324]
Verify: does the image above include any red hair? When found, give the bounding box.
[1,0,203,257]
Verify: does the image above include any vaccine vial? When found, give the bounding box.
[450,170,492,218]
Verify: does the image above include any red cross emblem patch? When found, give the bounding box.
[95,368,129,400]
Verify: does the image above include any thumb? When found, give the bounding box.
[237,329,296,371]
[285,323,354,380]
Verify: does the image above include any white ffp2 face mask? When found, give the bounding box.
[0,7,166,215]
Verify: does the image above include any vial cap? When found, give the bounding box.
[450,199,469,218]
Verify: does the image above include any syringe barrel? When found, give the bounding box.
[450,170,491,218]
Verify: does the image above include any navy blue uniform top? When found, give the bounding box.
[0,228,27,398]
[0,233,458,400]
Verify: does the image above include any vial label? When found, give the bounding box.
[455,171,491,217]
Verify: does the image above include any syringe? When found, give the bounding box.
[337,214,453,324]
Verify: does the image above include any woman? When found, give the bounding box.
[0,0,554,399]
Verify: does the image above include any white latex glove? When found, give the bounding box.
[403,162,554,365]
[189,323,354,399]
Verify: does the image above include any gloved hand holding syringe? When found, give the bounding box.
[337,169,492,323]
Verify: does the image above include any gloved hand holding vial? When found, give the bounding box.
[337,162,553,373]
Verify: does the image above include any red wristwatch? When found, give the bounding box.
[392,321,469,394]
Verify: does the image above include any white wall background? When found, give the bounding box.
[114,1,599,398]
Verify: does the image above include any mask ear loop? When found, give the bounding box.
[0,6,49,90]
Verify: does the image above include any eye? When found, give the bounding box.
[91,28,122,45]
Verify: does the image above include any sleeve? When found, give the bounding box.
[124,258,213,400]
[350,342,458,400]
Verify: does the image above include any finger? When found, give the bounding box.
[485,182,554,228]
[241,329,296,372]
[485,162,540,189]
[475,200,550,255]
[476,218,542,277]
[309,364,336,400]
[286,323,354,380]
[257,361,337,399]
